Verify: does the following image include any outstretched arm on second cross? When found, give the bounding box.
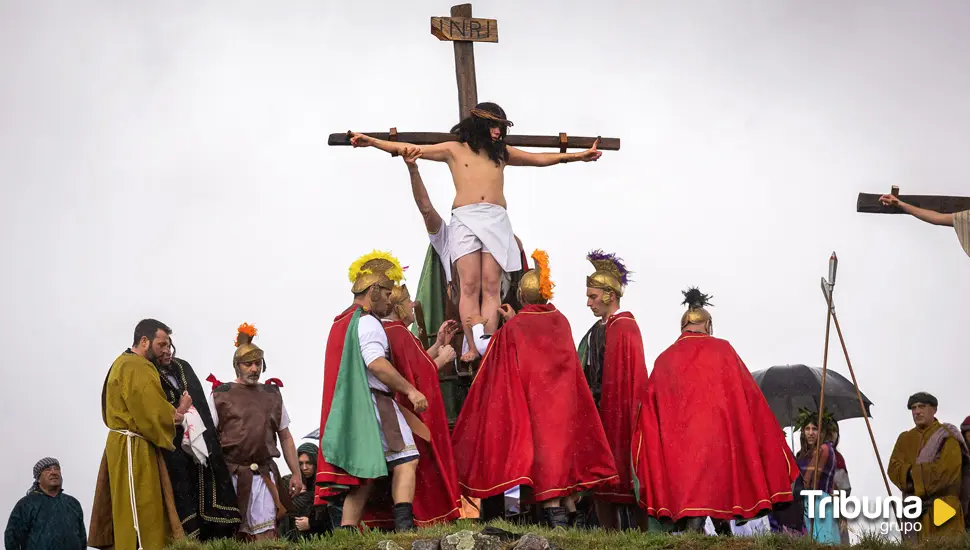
[506,138,602,167]
[880,194,954,226]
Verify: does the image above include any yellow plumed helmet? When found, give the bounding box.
[348,250,405,294]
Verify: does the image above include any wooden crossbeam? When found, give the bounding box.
[328,131,619,151]
[856,188,970,214]
[328,4,620,154]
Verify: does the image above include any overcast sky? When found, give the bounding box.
[1,0,968,543]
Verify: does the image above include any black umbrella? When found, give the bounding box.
[750,364,874,428]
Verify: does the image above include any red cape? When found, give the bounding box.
[359,320,463,527]
[452,304,619,501]
[592,311,648,503]
[633,332,798,521]
[314,306,365,504]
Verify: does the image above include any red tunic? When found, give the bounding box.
[314,306,365,504]
[451,304,619,502]
[359,320,463,527]
[592,311,649,503]
[632,332,798,521]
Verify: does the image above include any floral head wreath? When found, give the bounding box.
[793,407,837,433]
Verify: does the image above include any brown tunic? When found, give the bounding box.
[212,382,293,532]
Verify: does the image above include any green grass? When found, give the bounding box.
[165,520,970,550]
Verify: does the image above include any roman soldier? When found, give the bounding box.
[632,289,799,531]
[576,250,649,529]
[315,251,429,533]
[453,250,619,527]
[355,282,463,529]
[207,324,302,540]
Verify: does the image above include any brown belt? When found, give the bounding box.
[371,388,432,445]
[371,389,407,452]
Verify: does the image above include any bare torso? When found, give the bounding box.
[446,143,507,210]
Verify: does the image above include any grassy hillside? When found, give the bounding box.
[165,520,970,550]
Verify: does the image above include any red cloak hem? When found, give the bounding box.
[633,332,798,521]
[589,312,648,504]
[452,304,619,503]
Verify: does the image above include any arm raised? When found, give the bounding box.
[405,152,443,234]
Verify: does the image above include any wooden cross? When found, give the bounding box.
[857,186,970,214]
[327,3,620,153]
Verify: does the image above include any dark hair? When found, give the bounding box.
[132,318,172,346]
[450,102,510,166]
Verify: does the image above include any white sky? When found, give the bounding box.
[1,0,968,542]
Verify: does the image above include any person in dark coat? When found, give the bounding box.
[155,338,241,539]
[4,457,87,550]
[279,443,334,539]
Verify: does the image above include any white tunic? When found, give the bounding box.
[358,314,419,463]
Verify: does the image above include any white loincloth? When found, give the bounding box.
[430,219,511,295]
[359,315,420,464]
[954,209,970,258]
[449,203,523,273]
[231,471,277,535]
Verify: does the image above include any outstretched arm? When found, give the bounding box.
[506,138,602,167]
[879,194,954,226]
[350,133,455,162]
[404,151,444,234]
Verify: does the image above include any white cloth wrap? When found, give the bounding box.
[429,219,512,298]
[180,406,209,466]
[232,471,277,535]
[470,324,489,356]
[446,203,522,273]
[358,315,419,463]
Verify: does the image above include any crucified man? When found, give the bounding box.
[350,102,602,361]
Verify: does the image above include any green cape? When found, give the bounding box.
[321,307,388,479]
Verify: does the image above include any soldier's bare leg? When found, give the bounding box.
[340,483,375,527]
[391,460,419,504]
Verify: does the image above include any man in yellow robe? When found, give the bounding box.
[89,319,191,550]
[879,194,970,257]
[887,392,969,541]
